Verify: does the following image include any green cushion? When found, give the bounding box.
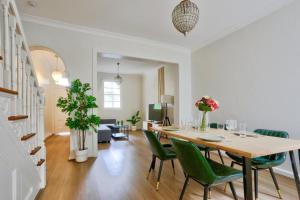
[208,159,243,185]
[197,144,217,152]
[144,130,177,160]
[210,123,218,129]
[163,145,177,159]
[171,138,242,186]
[226,129,289,169]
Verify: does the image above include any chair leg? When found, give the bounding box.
[147,155,156,179]
[171,160,175,175]
[229,182,238,200]
[269,167,283,199]
[205,150,209,158]
[224,162,235,191]
[203,187,209,200]
[156,160,164,190]
[254,169,258,200]
[208,151,211,159]
[179,176,189,200]
[208,188,212,199]
[217,150,225,164]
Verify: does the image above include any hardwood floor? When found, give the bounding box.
[37,131,298,200]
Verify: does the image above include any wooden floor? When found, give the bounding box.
[37,131,298,200]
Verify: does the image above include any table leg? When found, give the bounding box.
[289,150,300,199]
[243,157,253,200]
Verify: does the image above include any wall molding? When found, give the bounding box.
[21,14,190,54]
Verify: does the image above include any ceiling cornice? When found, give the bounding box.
[21,14,191,54]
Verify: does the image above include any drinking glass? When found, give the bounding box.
[225,120,237,131]
[239,122,247,138]
[218,124,224,129]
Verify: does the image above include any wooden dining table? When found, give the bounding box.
[151,126,300,200]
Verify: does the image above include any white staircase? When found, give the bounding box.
[0,0,46,199]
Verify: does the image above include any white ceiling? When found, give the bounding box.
[17,0,293,50]
[98,54,175,74]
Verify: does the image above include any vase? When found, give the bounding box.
[200,111,207,132]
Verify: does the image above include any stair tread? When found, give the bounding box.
[37,159,45,166]
[21,133,36,141]
[8,115,28,121]
[0,87,18,95]
[30,146,41,155]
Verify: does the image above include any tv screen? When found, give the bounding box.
[148,104,163,122]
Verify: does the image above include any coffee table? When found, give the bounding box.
[110,125,129,140]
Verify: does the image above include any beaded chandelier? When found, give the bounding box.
[172,0,199,36]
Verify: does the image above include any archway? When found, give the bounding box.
[30,46,70,139]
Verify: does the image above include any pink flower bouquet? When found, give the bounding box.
[195,96,219,131]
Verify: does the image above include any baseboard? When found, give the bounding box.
[44,133,54,142]
[273,167,299,179]
[34,189,43,200]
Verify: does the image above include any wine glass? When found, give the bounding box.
[226,120,237,131]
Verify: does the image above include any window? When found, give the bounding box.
[103,81,121,108]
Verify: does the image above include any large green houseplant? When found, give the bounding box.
[127,111,141,131]
[57,79,100,162]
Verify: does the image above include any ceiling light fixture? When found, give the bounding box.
[114,62,123,85]
[52,55,63,83]
[172,0,199,36]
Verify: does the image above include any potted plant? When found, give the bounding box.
[127,111,141,131]
[57,79,101,162]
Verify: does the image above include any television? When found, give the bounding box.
[148,104,164,122]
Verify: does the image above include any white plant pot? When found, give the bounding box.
[75,148,88,163]
[131,125,137,131]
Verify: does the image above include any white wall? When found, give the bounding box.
[142,65,179,124]
[191,0,300,177]
[142,68,159,121]
[97,72,143,128]
[22,19,191,157]
[22,19,191,121]
[164,65,179,124]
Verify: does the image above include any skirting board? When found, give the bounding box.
[44,133,54,142]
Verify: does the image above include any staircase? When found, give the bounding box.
[0,0,46,199]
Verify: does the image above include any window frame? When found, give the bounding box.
[102,80,121,110]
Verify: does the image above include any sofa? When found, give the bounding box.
[97,119,117,143]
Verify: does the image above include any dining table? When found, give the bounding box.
[151,126,300,200]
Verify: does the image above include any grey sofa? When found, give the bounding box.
[97,119,117,143]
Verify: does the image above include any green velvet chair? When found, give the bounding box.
[144,130,176,190]
[225,129,289,199]
[198,122,225,164]
[171,137,242,200]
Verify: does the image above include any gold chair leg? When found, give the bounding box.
[156,182,160,190]
[224,183,228,192]
[277,189,283,199]
[208,190,212,199]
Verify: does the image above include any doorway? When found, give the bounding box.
[30,46,70,138]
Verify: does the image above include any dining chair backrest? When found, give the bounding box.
[144,130,167,159]
[254,129,289,161]
[210,123,218,129]
[171,137,216,185]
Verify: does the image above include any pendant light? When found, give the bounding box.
[52,54,63,83]
[114,62,123,85]
[172,0,199,36]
